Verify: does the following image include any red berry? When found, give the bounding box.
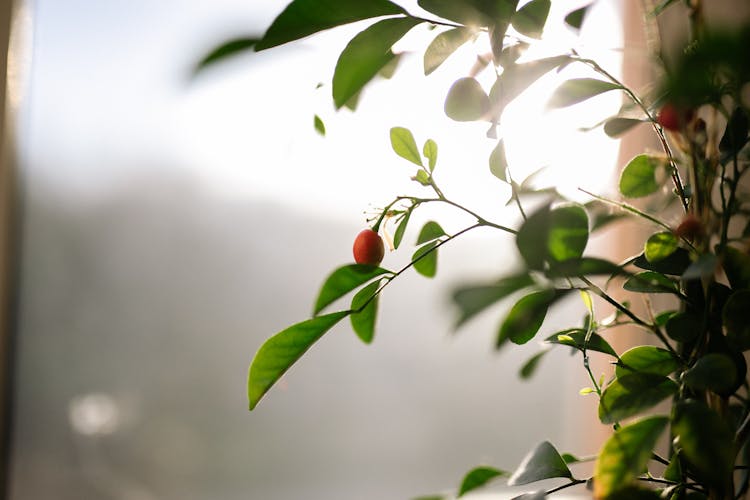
[657,103,693,131]
[353,229,385,266]
[674,214,703,241]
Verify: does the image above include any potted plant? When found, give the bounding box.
[200,0,750,498]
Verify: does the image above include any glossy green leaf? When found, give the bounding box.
[547,257,624,278]
[619,154,663,198]
[632,249,691,276]
[458,466,507,497]
[516,204,551,270]
[333,17,421,109]
[350,280,381,344]
[511,0,551,39]
[393,210,412,249]
[500,289,560,345]
[598,373,677,424]
[615,346,680,378]
[603,117,645,138]
[547,205,589,262]
[313,114,326,136]
[519,350,548,379]
[594,416,668,498]
[195,38,259,72]
[545,329,618,357]
[623,271,678,294]
[413,241,439,278]
[507,441,572,486]
[672,399,734,488]
[444,77,490,121]
[644,231,678,263]
[547,78,620,109]
[665,311,702,343]
[255,0,407,50]
[452,273,534,327]
[424,27,475,75]
[724,290,750,350]
[489,140,508,181]
[417,221,446,244]
[564,5,589,30]
[248,311,349,409]
[723,246,750,290]
[314,265,391,315]
[423,139,438,171]
[390,126,423,166]
[683,353,737,394]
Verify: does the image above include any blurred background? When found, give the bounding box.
[3,0,633,499]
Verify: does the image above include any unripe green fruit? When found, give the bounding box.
[444,77,490,122]
[353,229,384,266]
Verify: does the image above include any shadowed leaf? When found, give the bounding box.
[508,441,572,486]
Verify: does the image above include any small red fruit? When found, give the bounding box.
[674,214,703,241]
[353,229,385,266]
[657,103,693,131]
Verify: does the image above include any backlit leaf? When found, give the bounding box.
[511,0,551,39]
[390,126,423,166]
[314,114,326,136]
[423,139,438,171]
[500,289,562,345]
[545,329,618,357]
[424,27,475,75]
[489,140,508,181]
[644,231,678,262]
[598,373,677,424]
[547,204,589,262]
[615,346,680,378]
[314,264,391,315]
[393,210,412,249]
[623,271,678,294]
[547,78,620,109]
[619,154,663,198]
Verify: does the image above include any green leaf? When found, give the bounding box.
[333,17,421,109]
[255,0,407,50]
[390,126,423,166]
[564,5,589,30]
[545,329,618,358]
[516,204,551,270]
[623,271,678,294]
[594,416,668,498]
[619,154,664,198]
[547,205,589,262]
[603,117,645,138]
[507,441,572,486]
[313,114,326,136]
[458,466,507,497]
[724,290,750,350]
[683,353,737,394]
[723,246,750,290]
[393,210,412,249]
[519,350,548,379]
[632,248,691,276]
[500,289,561,345]
[672,400,734,488]
[195,38,259,72]
[314,265,391,315]
[598,373,677,424]
[444,77,490,122]
[547,257,624,278]
[511,0,551,39]
[665,311,702,343]
[417,221,446,244]
[547,78,621,109]
[423,139,438,171]
[452,273,535,327]
[615,346,680,378]
[644,232,678,263]
[350,280,381,344]
[413,241,439,278]
[414,169,431,186]
[423,27,475,75]
[489,140,508,181]
[248,311,349,409]
[663,453,682,482]
[417,0,494,27]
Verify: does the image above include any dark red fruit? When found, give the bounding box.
[674,214,703,241]
[353,229,385,266]
[657,103,693,131]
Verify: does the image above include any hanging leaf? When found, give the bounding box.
[603,117,646,138]
[547,205,589,262]
[547,78,621,109]
[489,140,509,181]
[594,416,668,498]
[516,204,551,270]
[623,271,678,294]
[424,27,475,75]
[507,441,572,486]
[499,289,563,345]
[511,0,551,39]
[413,241,439,278]
[350,280,382,344]
[314,265,391,315]
[195,37,260,72]
[423,139,438,171]
[644,231,678,263]
[393,210,412,249]
[564,5,590,30]
[417,221,446,244]
[333,17,422,109]
[665,311,702,343]
[248,311,349,409]
[452,273,534,327]
[598,373,677,424]
[682,353,737,394]
[619,154,664,198]
[519,350,549,379]
[390,126,423,166]
[457,466,507,497]
[444,77,490,121]
[545,329,618,358]
[255,0,407,50]
[313,114,326,136]
[615,346,680,378]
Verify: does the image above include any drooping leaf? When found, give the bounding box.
[417,221,446,244]
[255,0,407,50]
[314,114,326,136]
[444,77,490,121]
[333,17,422,108]
[519,350,549,379]
[682,353,737,394]
[665,311,702,343]
[413,241,439,278]
[672,399,734,488]
[500,289,562,345]
[632,248,691,276]
[457,466,507,497]
[423,139,438,171]
[507,441,572,486]
[545,329,618,358]
[603,117,646,138]
[594,416,668,498]
[547,204,589,262]
[644,231,678,263]
[489,139,508,181]
[564,5,590,30]
[516,204,551,270]
[248,311,349,409]
[623,271,678,294]
[390,126,423,166]
[393,210,412,249]
[195,37,260,72]
[615,346,680,378]
[314,265,391,315]
[619,154,664,198]
[724,290,750,350]
[547,78,621,109]
[452,273,535,327]
[598,373,677,424]
[511,0,551,39]
[350,280,381,344]
[424,27,475,75]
